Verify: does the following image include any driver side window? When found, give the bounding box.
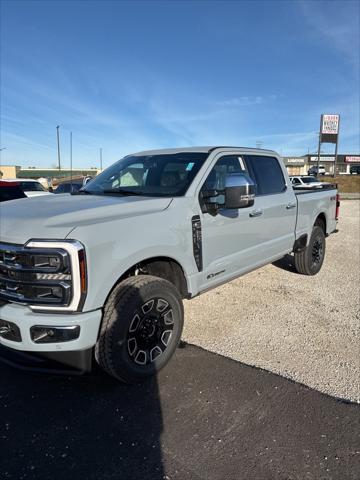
[201,155,248,204]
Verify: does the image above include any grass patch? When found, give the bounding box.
[320,175,360,193]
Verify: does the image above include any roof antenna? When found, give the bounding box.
[256,140,263,149]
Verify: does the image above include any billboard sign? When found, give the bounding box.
[345,156,360,163]
[321,115,340,134]
[320,114,340,143]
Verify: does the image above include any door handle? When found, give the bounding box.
[249,209,263,217]
[286,203,296,209]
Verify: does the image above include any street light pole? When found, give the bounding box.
[100,147,103,171]
[56,126,61,172]
[0,147,5,177]
[70,131,73,187]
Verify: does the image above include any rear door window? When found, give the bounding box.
[245,155,286,195]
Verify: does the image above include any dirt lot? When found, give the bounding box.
[183,200,360,403]
[321,175,360,193]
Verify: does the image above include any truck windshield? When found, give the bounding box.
[82,152,209,197]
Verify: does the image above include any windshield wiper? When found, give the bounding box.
[102,189,143,196]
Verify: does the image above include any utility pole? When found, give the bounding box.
[0,147,6,164]
[0,147,5,178]
[100,147,103,171]
[56,126,61,172]
[70,131,73,187]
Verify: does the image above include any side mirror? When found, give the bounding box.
[225,173,255,209]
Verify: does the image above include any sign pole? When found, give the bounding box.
[317,115,322,177]
[333,115,340,178]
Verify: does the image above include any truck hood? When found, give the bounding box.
[0,194,173,245]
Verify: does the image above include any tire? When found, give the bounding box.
[95,275,184,383]
[294,225,326,275]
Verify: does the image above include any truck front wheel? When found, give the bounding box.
[294,225,326,275]
[95,275,184,383]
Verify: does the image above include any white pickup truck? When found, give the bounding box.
[0,147,339,382]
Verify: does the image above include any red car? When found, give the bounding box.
[0,180,27,202]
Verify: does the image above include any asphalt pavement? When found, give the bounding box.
[1,344,359,480]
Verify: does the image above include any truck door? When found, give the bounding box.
[244,154,297,260]
[198,153,297,291]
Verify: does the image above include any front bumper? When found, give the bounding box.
[0,302,102,353]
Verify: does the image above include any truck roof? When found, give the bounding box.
[131,146,279,156]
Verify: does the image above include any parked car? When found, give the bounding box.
[350,165,360,175]
[308,165,326,176]
[290,176,323,188]
[0,181,26,202]
[3,179,52,197]
[54,176,94,194]
[54,182,83,194]
[0,147,339,382]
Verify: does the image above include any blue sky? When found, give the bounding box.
[1,0,359,169]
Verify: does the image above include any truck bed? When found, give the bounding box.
[294,185,338,239]
[293,183,337,194]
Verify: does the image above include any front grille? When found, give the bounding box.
[0,243,73,307]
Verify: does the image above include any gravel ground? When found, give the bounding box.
[183,200,360,403]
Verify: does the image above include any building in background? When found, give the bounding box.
[282,157,307,175]
[0,166,100,181]
[0,165,21,179]
[283,154,360,175]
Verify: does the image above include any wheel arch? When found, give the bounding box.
[108,256,190,302]
[314,212,327,234]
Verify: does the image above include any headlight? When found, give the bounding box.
[0,240,87,312]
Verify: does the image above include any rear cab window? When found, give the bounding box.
[244,155,286,195]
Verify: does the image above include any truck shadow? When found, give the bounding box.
[272,253,297,273]
[0,364,165,480]
[1,344,359,480]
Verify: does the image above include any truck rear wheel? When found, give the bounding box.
[95,275,184,383]
[294,225,326,275]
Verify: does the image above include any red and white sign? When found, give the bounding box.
[321,114,340,135]
[345,156,360,163]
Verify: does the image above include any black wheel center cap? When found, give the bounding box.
[139,318,157,338]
